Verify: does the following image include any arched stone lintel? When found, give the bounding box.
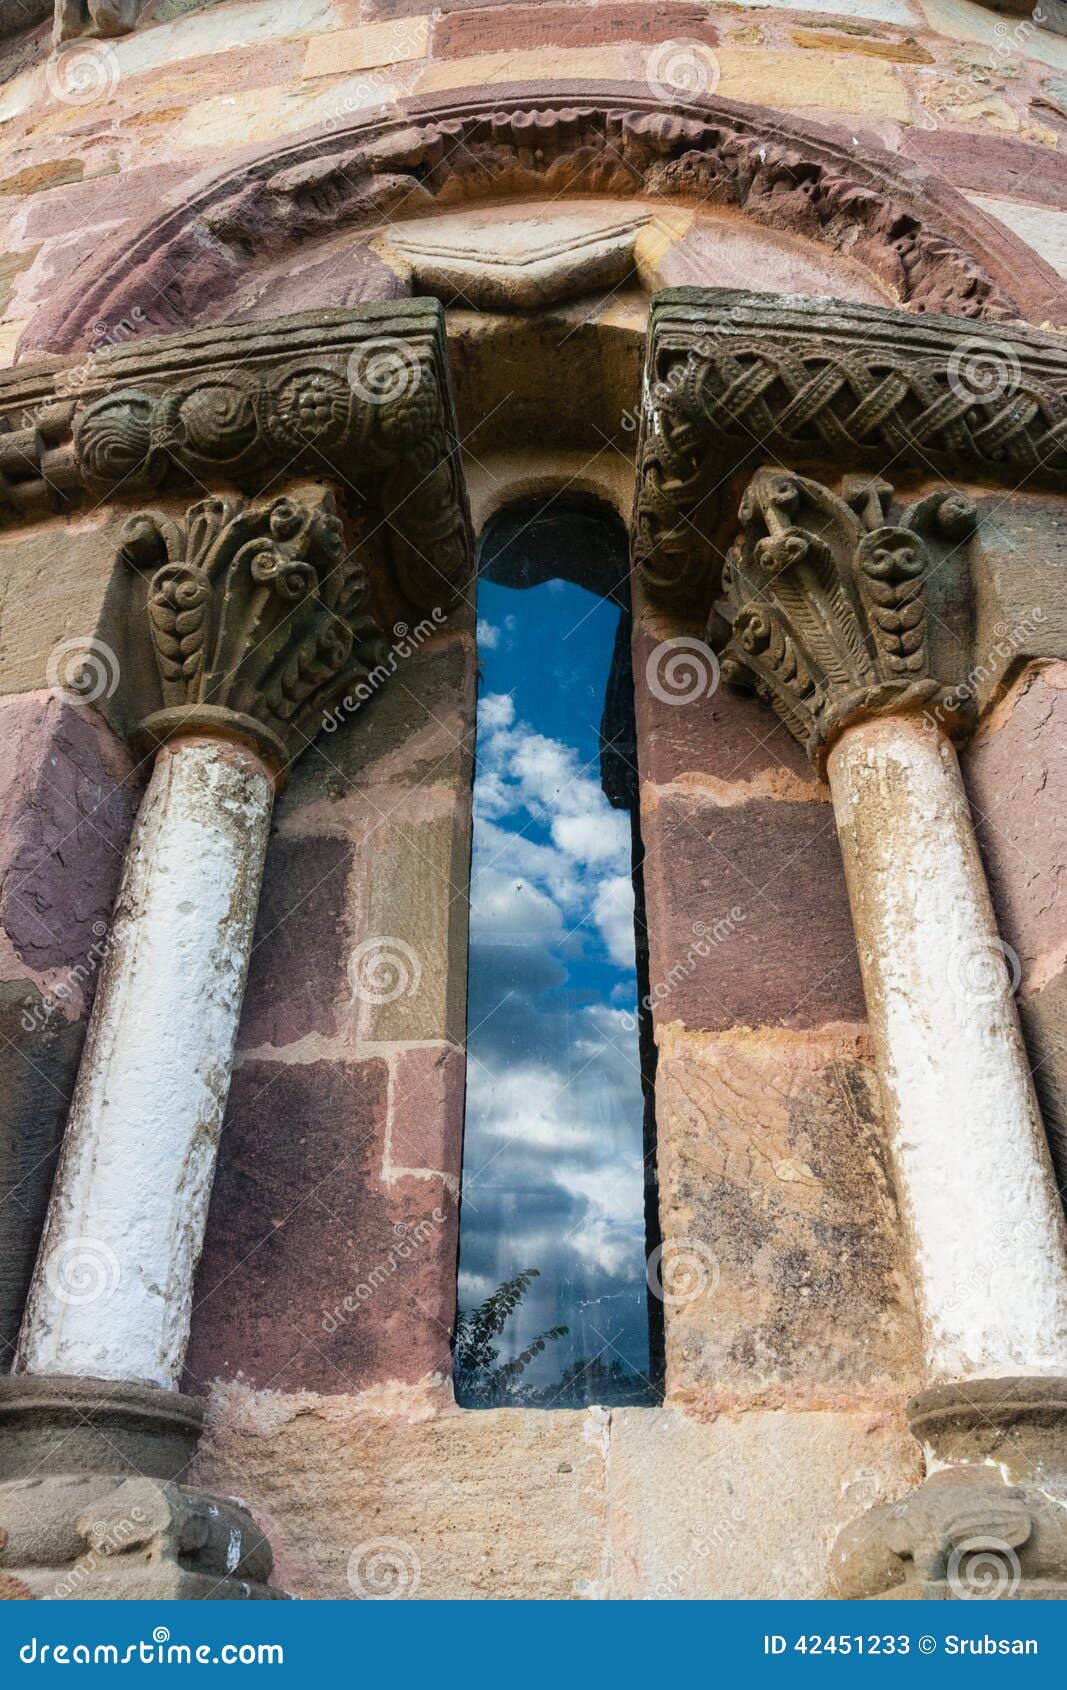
[19,82,1064,360]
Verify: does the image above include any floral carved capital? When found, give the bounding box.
[121,489,388,772]
[710,469,977,768]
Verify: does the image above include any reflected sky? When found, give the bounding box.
[456,572,653,1406]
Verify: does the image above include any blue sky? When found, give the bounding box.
[456,577,651,1401]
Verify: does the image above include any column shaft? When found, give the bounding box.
[16,735,273,1389]
[827,713,1067,1384]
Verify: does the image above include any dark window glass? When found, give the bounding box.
[454,499,659,1409]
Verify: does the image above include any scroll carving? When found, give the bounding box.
[121,490,388,769]
[710,469,977,768]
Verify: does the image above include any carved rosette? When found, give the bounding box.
[121,490,388,771]
[709,469,977,768]
[67,326,470,613]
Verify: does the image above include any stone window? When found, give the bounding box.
[455,497,660,1409]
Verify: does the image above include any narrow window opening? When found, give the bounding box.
[454,496,661,1409]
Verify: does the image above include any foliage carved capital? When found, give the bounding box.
[710,469,977,768]
[121,488,388,772]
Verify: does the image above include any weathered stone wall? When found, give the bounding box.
[0,0,1064,1603]
[0,0,1064,360]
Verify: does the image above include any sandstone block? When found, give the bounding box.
[641,787,865,1031]
[186,1059,457,1394]
[608,1405,921,1599]
[653,1030,919,1400]
[239,835,355,1052]
[303,17,429,79]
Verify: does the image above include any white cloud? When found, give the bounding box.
[593,874,636,968]
[479,692,515,731]
[468,868,564,947]
[477,619,501,650]
[551,807,630,870]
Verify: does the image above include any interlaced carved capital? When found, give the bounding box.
[121,489,388,772]
[710,469,977,769]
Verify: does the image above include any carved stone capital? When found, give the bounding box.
[0,1376,284,1598]
[120,488,388,772]
[832,1377,1067,1600]
[55,0,137,41]
[634,291,1067,613]
[709,468,977,769]
[0,305,472,617]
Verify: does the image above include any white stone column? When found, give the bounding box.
[16,735,274,1390]
[828,712,1067,1386]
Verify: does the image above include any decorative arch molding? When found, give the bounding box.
[21,82,1065,358]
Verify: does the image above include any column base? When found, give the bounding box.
[0,1377,285,1601]
[832,1379,1067,1600]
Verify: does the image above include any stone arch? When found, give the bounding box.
[20,81,1065,358]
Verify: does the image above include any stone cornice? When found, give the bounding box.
[634,288,1067,611]
[0,304,473,616]
[22,83,1062,358]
